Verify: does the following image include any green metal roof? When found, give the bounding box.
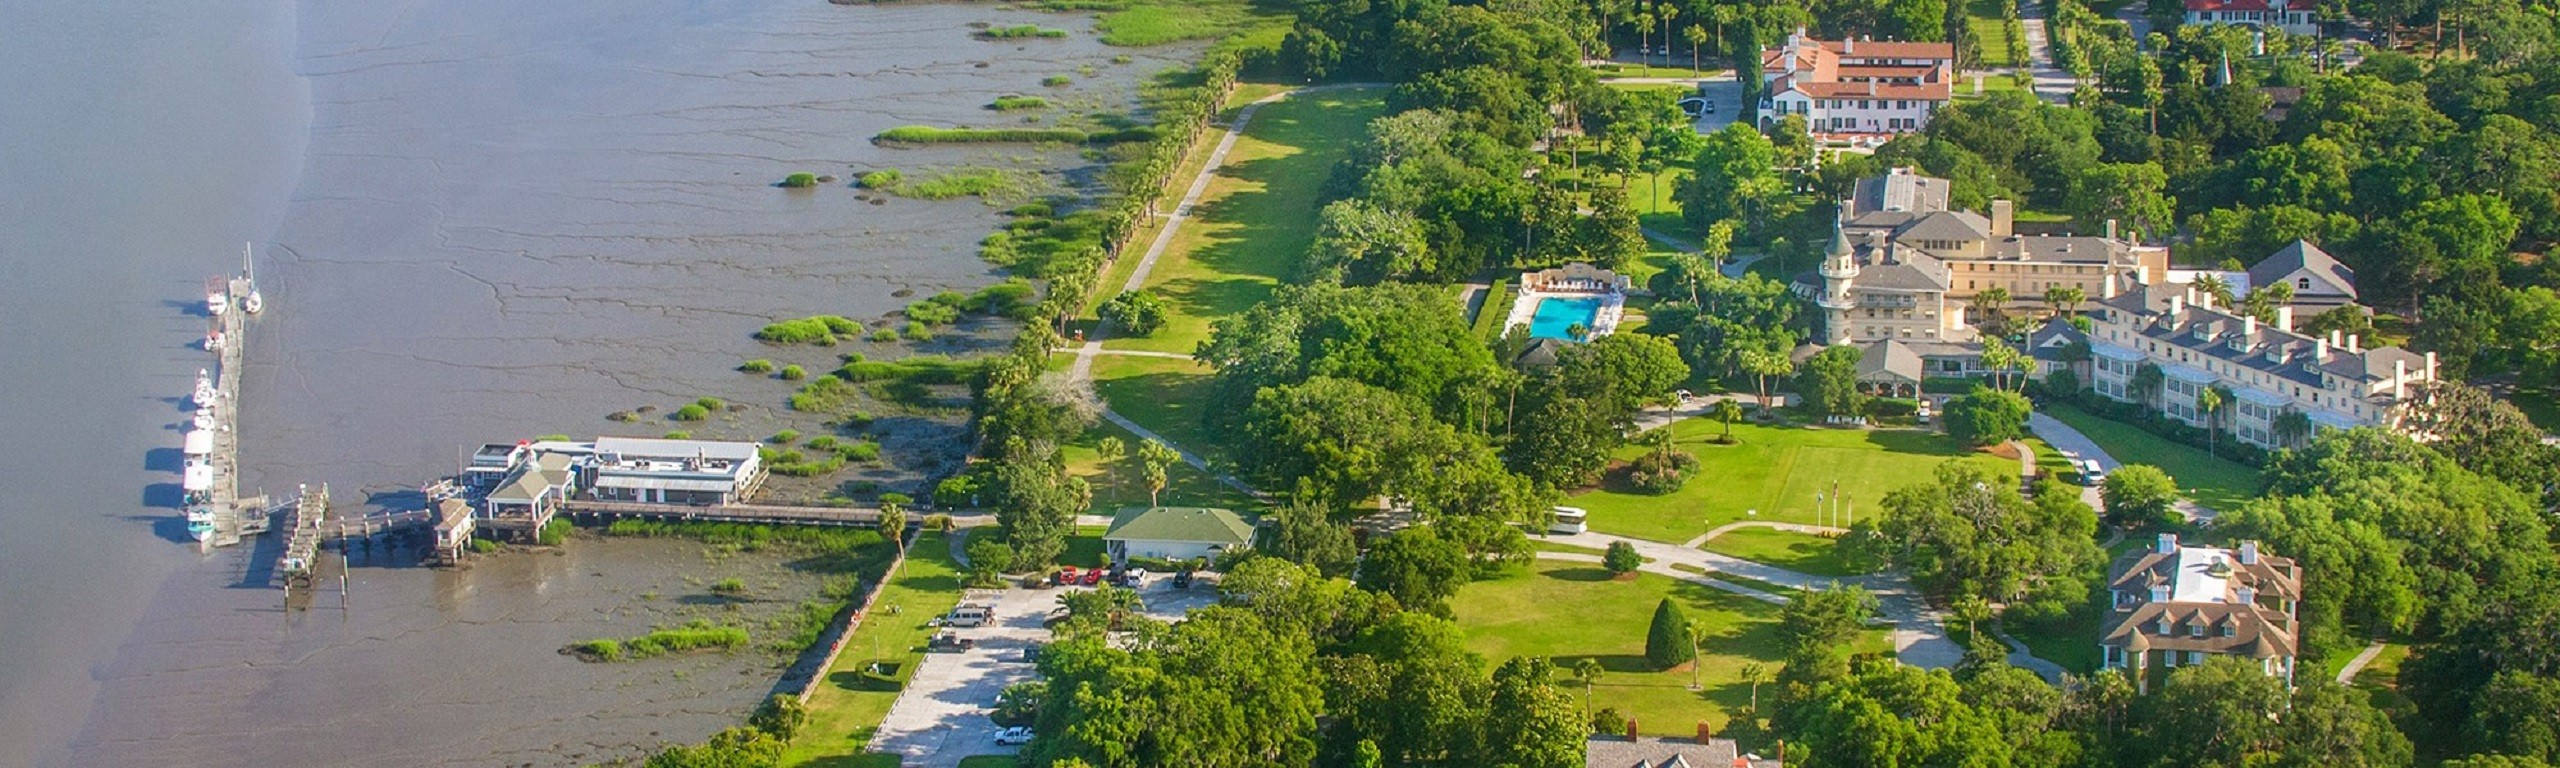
[1103,507,1254,547]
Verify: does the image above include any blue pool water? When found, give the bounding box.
[1528,296,1604,340]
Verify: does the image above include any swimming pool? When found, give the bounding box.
[1528,296,1604,340]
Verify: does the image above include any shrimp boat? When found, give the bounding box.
[191,369,219,406]
[238,243,263,315]
[204,321,226,352]
[206,277,229,317]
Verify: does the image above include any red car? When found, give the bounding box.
[1080,567,1104,586]
[1056,566,1080,587]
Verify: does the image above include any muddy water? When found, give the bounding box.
[2,0,1188,766]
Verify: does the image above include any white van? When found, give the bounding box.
[2080,460,2107,486]
[1548,507,1589,535]
[943,603,994,628]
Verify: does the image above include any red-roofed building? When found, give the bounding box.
[2183,0,2318,35]
[1758,28,1957,135]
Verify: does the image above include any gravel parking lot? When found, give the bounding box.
[867,575,1224,766]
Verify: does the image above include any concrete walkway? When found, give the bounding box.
[1991,624,2070,684]
[2015,0,2077,102]
[1546,530,1964,668]
[1682,520,1847,549]
[1533,550,1792,605]
[2335,641,2388,684]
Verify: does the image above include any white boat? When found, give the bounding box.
[182,459,216,502]
[192,409,217,431]
[186,506,218,541]
[204,327,225,352]
[191,369,218,406]
[206,277,229,316]
[239,243,263,315]
[183,429,214,456]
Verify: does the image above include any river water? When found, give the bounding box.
[0,1,1180,765]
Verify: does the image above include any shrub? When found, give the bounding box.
[1098,290,1168,336]
[769,430,799,444]
[670,404,710,421]
[869,328,900,343]
[739,359,774,373]
[2100,464,2182,529]
[778,364,806,380]
[1604,541,1642,576]
[1646,598,1697,670]
[1943,387,2032,447]
[780,172,818,188]
[880,492,914,505]
[989,95,1051,110]
[710,577,747,594]
[1626,449,1700,494]
[1042,75,1073,87]
[470,538,501,554]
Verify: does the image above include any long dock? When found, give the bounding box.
[562,499,881,527]
[202,274,268,549]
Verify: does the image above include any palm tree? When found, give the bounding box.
[1711,399,1745,442]
[1137,439,1181,507]
[1952,595,1992,639]
[2132,363,2166,412]
[1685,24,1710,75]
[2272,409,2313,449]
[1978,337,2024,392]
[2196,386,2228,457]
[879,499,907,573]
[1742,349,1793,411]
[1574,657,1606,717]
[1658,5,1682,64]
[2193,273,2235,309]
[2044,285,2087,318]
[1739,662,1768,713]
[1970,286,2013,336]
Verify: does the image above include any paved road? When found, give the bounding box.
[2016,0,2077,102]
[1992,625,2070,684]
[2027,411,2215,522]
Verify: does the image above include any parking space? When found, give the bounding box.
[1688,75,1745,134]
[869,587,1058,768]
[867,574,1226,766]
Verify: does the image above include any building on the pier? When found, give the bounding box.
[582,436,767,505]
[482,451,576,533]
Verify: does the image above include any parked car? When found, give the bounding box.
[929,632,976,652]
[1055,566,1080,587]
[1549,506,1589,535]
[994,726,1035,746]
[1172,569,1195,589]
[1079,567,1104,586]
[1117,568,1148,587]
[944,603,993,628]
[2079,459,2107,486]
[1019,643,1044,663]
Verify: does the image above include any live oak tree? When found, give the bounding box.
[2098,464,2180,530]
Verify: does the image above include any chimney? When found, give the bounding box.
[1844,37,1856,54]
[2347,334,2360,353]
[2328,329,2342,347]
[1628,717,1641,741]
[1991,200,2015,237]
[2394,358,2408,396]
[2317,337,2330,359]
[1699,721,1715,742]
[2169,295,2184,316]
[2103,271,2120,299]
[2236,585,2257,606]
[2157,532,2178,554]
[2240,540,2260,564]
[2426,351,2439,379]
[2243,315,2257,336]
[2105,219,2119,240]
[2276,305,2294,332]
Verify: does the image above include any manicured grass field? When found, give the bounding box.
[1453,560,1889,734]
[1699,527,1869,577]
[1101,87,1390,354]
[783,532,966,767]
[2041,402,2262,513]
[1086,354,1227,459]
[1566,420,2024,544]
[1059,419,1255,510]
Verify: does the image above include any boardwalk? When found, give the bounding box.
[561,499,882,527]
[199,275,260,549]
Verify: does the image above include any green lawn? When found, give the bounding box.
[1454,560,1888,734]
[2004,611,2104,674]
[1592,63,1724,79]
[1087,354,1228,460]
[783,532,966,767]
[2507,388,2560,434]
[1101,87,1390,354]
[1698,527,1870,577]
[2041,403,2262,513]
[1060,418,1255,510]
[1567,421,2023,544]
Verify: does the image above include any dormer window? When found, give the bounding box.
[2156,618,2172,635]
[2221,624,2236,637]
[2190,623,2205,638]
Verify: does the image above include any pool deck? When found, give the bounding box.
[1502,288,1626,341]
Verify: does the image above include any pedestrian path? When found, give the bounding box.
[2335,641,2388,684]
[2027,411,2214,522]
[1547,530,1964,668]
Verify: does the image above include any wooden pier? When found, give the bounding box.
[201,274,267,550]
[562,499,882,528]
[279,484,330,590]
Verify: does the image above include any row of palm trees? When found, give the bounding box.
[2122,362,2317,453]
